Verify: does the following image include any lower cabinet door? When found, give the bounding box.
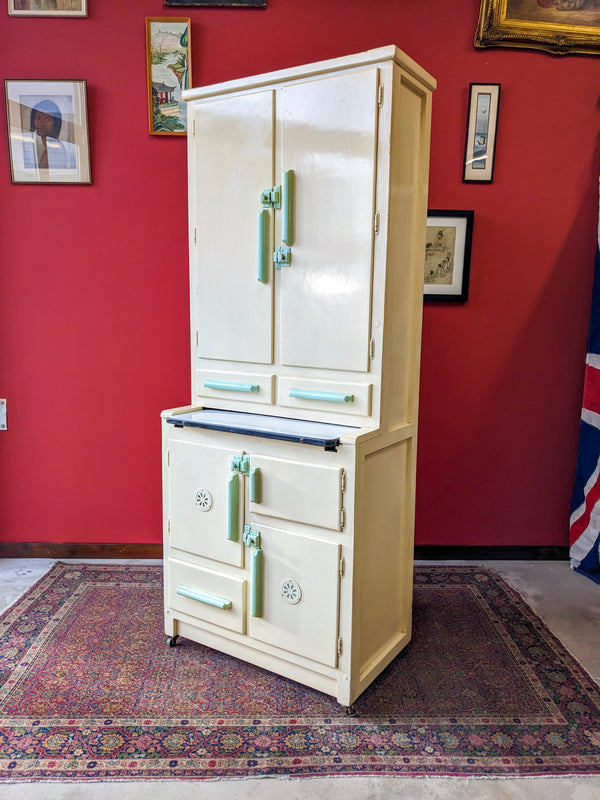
[169,439,243,567]
[249,455,344,531]
[248,525,341,668]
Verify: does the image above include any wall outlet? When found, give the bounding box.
[0,399,6,430]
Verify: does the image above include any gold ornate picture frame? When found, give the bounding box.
[475,0,600,55]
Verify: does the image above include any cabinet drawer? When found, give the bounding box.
[168,558,246,634]
[278,376,372,417]
[196,370,275,405]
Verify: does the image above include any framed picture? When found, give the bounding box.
[8,0,87,16]
[164,1,266,7]
[424,211,474,303]
[4,79,91,184]
[463,83,500,184]
[475,0,600,55]
[146,17,191,136]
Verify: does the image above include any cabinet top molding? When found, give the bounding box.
[183,44,437,103]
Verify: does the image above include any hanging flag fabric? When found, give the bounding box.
[570,180,600,585]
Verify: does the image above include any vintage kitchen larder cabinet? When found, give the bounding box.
[161,45,435,708]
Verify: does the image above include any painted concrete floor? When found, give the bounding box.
[0,558,599,800]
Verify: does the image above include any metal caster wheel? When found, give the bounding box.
[345,704,357,717]
[168,635,179,648]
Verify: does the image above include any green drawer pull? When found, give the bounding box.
[176,584,232,610]
[204,380,259,393]
[250,466,261,503]
[289,388,354,404]
[257,209,269,283]
[227,473,239,542]
[282,169,294,246]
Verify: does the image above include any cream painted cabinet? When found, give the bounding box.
[162,46,435,708]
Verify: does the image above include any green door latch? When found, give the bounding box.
[273,246,291,269]
[260,186,281,209]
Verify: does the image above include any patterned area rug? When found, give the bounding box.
[1,562,599,781]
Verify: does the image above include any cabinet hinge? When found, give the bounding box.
[193,226,197,245]
[337,636,343,657]
[369,338,375,360]
[339,556,345,578]
[374,210,380,234]
[340,507,346,530]
[195,329,199,348]
[192,117,196,136]
[378,83,384,108]
[167,448,170,468]
[340,469,346,493]
[167,518,171,536]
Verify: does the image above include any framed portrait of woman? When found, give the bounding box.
[8,1,87,17]
[4,80,91,184]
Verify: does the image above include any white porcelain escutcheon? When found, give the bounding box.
[281,578,302,604]
[194,488,213,511]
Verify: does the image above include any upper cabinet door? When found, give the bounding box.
[278,68,379,373]
[191,91,275,365]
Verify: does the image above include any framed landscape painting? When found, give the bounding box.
[475,0,600,54]
[9,0,87,16]
[4,79,91,184]
[146,17,191,135]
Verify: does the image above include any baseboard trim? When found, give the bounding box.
[414,545,570,561]
[0,543,163,559]
[0,543,569,561]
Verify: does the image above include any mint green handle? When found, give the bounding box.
[204,380,259,393]
[227,473,239,541]
[250,547,263,617]
[257,209,269,283]
[289,388,354,404]
[176,585,232,610]
[250,466,261,503]
[282,169,294,246]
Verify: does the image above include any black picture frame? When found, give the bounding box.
[463,83,500,184]
[424,210,474,303]
[164,0,266,7]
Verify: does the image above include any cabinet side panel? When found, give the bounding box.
[357,439,415,672]
[381,72,432,431]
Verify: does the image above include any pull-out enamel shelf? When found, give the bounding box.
[162,45,435,708]
[166,408,357,449]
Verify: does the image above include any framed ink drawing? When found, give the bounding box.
[8,0,87,16]
[424,210,474,303]
[146,17,191,135]
[475,0,600,55]
[463,83,500,184]
[4,80,91,184]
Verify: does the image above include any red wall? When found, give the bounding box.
[1,0,598,547]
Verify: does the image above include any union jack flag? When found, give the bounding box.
[570,184,600,584]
